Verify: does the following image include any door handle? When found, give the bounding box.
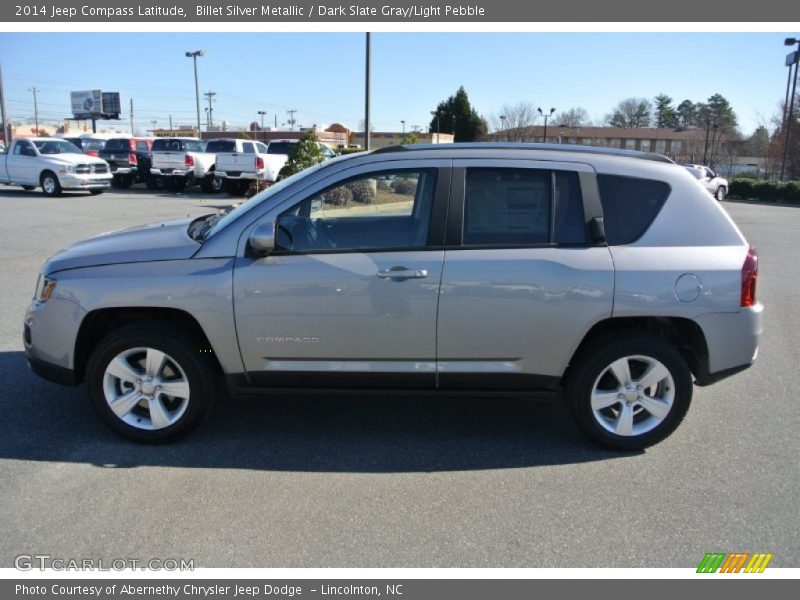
[376,267,428,280]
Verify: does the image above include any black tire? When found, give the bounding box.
[223,179,249,196]
[146,174,164,190]
[40,171,62,197]
[200,173,223,194]
[112,173,133,189]
[22,185,36,191]
[165,176,187,192]
[565,330,693,451]
[89,189,105,196]
[715,186,726,201]
[85,323,216,443]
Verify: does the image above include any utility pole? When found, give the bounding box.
[169,115,173,132]
[29,87,39,134]
[129,98,134,135]
[430,111,440,143]
[287,109,297,130]
[0,64,9,145]
[204,91,216,129]
[401,120,405,134]
[364,32,371,150]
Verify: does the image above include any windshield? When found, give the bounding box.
[267,142,296,155]
[204,161,329,239]
[81,139,106,151]
[34,140,81,154]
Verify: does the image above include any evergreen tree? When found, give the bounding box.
[676,100,695,130]
[278,132,325,178]
[429,86,488,142]
[654,94,678,128]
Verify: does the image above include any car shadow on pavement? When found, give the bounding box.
[0,351,636,472]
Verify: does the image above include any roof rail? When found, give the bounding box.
[371,142,675,163]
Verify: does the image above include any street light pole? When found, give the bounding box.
[538,107,555,143]
[499,115,507,141]
[401,120,405,134]
[185,50,204,136]
[0,64,8,145]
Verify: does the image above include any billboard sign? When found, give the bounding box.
[70,90,122,119]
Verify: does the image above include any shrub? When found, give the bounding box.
[729,179,755,199]
[323,186,352,207]
[391,178,417,195]
[784,181,800,205]
[347,180,376,204]
[279,132,325,178]
[377,179,392,191]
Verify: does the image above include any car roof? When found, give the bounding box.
[372,142,675,164]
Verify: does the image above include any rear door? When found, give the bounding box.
[436,159,615,390]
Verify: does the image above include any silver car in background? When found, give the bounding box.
[24,144,762,450]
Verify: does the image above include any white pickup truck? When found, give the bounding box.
[209,138,269,196]
[149,137,219,193]
[681,163,729,201]
[0,137,112,197]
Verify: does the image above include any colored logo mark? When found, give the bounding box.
[697,552,773,573]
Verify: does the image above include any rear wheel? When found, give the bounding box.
[715,186,726,201]
[565,331,692,450]
[165,176,187,192]
[223,179,249,196]
[112,173,133,189]
[40,171,62,197]
[86,323,216,443]
[200,173,223,194]
[146,174,164,190]
[22,185,35,191]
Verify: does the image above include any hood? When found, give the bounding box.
[44,153,107,165]
[43,218,201,275]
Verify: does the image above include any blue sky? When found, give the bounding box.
[0,32,794,135]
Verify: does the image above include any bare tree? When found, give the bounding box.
[489,101,538,141]
[606,97,653,128]
[556,107,591,128]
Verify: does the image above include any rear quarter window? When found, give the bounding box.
[597,175,670,245]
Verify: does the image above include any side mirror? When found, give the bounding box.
[248,220,276,256]
[590,217,606,244]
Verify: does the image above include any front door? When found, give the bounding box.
[233,163,450,388]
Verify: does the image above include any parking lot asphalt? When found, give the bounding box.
[0,187,797,568]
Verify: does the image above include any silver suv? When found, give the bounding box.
[24,144,763,450]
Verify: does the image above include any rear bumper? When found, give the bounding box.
[217,169,265,181]
[110,166,137,175]
[693,303,763,386]
[151,168,192,177]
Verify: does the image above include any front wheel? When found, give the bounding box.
[112,173,133,189]
[86,323,216,443]
[40,171,62,197]
[565,331,692,450]
[715,186,726,201]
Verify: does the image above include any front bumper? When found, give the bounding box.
[58,174,112,190]
[27,354,78,387]
[24,297,86,386]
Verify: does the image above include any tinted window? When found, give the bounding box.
[81,139,106,151]
[256,143,268,153]
[267,142,295,155]
[185,141,203,152]
[105,139,132,151]
[463,168,551,246]
[135,141,150,152]
[597,175,670,245]
[276,169,437,252]
[152,139,183,152]
[553,172,586,244]
[34,140,81,154]
[205,140,236,153]
[242,142,255,154]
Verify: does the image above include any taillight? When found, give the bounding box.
[86,150,99,157]
[185,154,194,168]
[129,153,138,166]
[255,156,264,169]
[741,245,758,307]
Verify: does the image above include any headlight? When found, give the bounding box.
[57,165,74,174]
[35,276,57,303]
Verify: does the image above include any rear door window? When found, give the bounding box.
[205,140,237,153]
[597,175,670,245]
